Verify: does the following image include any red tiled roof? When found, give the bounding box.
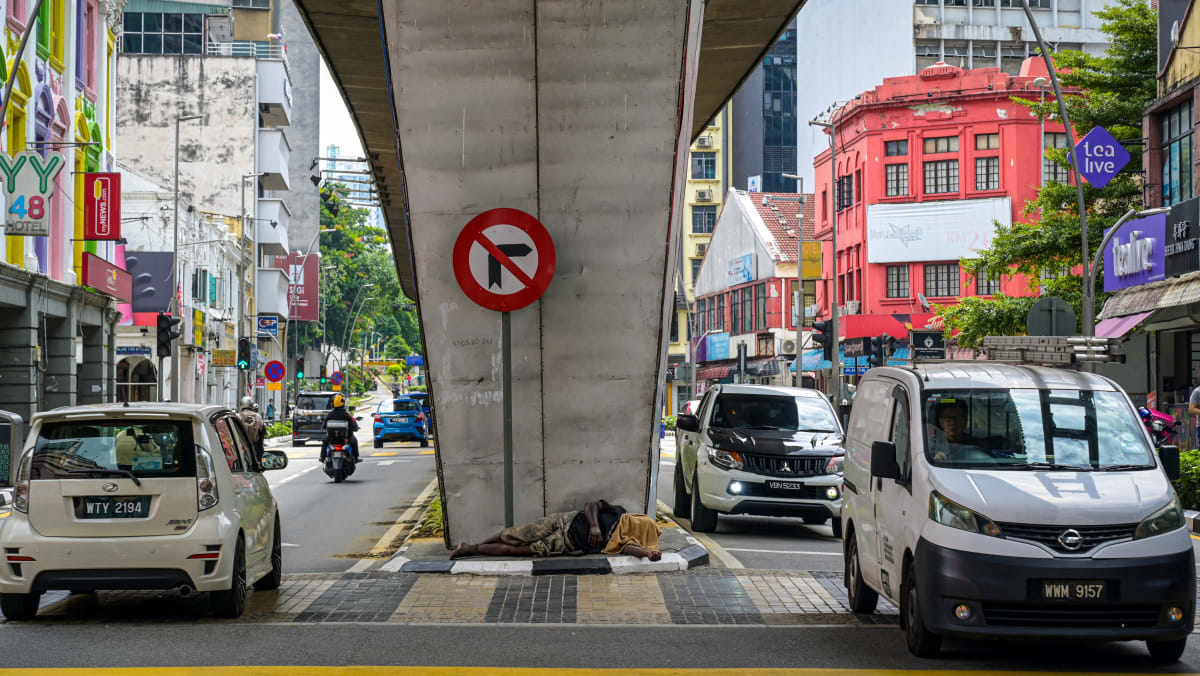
[749,192,815,262]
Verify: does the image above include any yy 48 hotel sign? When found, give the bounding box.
[0,151,65,237]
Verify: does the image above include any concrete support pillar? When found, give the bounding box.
[79,324,111,404]
[0,304,38,423]
[43,315,78,410]
[385,1,702,544]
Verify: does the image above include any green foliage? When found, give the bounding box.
[665,415,677,431]
[407,385,427,393]
[414,496,444,537]
[1173,449,1200,511]
[265,421,292,439]
[936,0,1155,344]
[386,364,405,382]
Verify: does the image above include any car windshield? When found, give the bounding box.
[30,419,196,479]
[923,389,1155,470]
[376,400,394,413]
[297,395,333,410]
[710,393,839,432]
[394,400,421,412]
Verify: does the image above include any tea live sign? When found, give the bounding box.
[1073,126,1130,188]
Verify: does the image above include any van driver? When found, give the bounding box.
[928,400,987,462]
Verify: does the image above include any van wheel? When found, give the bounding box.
[1147,638,1187,663]
[373,438,383,449]
[903,561,941,658]
[845,535,878,614]
[253,517,283,592]
[210,537,247,619]
[0,592,41,621]
[672,462,691,519]
[689,470,718,533]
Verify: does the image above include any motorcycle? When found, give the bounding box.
[323,420,357,483]
[1138,406,1180,448]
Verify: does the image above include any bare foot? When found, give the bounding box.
[649,550,662,562]
[450,543,475,559]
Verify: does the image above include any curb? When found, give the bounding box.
[380,515,709,576]
[1186,509,1199,533]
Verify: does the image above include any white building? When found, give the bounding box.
[793,0,1114,188]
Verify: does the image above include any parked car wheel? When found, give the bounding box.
[672,462,691,518]
[209,537,247,619]
[253,517,282,592]
[0,592,41,621]
[689,470,718,532]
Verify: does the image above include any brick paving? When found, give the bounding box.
[18,569,902,626]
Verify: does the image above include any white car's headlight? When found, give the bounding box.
[929,491,1002,538]
[824,454,845,475]
[706,446,743,471]
[1134,498,1185,540]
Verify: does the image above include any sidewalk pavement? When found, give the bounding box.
[1186,509,1200,533]
[29,569,899,626]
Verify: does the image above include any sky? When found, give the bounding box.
[318,60,366,162]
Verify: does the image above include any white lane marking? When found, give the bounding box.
[656,499,743,570]
[268,464,319,488]
[347,477,439,574]
[723,547,842,556]
[281,542,300,548]
[660,460,675,467]
[378,459,414,466]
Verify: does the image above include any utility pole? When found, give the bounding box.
[172,114,202,402]
[810,105,844,400]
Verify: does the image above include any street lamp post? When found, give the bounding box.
[688,325,719,404]
[238,172,264,399]
[171,113,203,402]
[286,228,334,401]
[810,111,842,400]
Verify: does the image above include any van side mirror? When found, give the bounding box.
[871,441,902,480]
[1160,445,1181,482]
[676,414,700,433]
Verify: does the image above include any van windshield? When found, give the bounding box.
[922,389,1155,470]
[297,395,333,411]
[30,419,196,479]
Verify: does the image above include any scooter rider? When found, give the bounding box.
[321,393,360,463]
[238,396,266,464]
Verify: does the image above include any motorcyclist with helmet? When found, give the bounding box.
[238,396,266,464]
[321,393,360,463]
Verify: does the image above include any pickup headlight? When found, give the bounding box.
[1134,498,1185,540]
[929,491,1003,538]
[706,446,743,471]
[825,454,845,475]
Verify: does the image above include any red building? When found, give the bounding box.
[811,59,1067,339]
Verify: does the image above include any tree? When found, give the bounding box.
[935,0,1155,346]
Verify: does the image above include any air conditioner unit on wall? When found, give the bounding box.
[696,136,713,148]
[696,243,708,256]
[842,301,860,316]
[781,339,797,355]
[697,190,713,202]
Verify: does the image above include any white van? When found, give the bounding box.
[841,364,1193,662]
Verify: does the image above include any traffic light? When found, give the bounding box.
[812,320,834,366]
[319,364,327,385]
[155,312,182,358]
[868,334,896,368]
[236,338,251,370]
[295,356,305,380]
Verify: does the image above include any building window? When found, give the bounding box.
[837,175,854,209]
[924,160,959,194]
[670,310,679,342]
[692,205,717,234]
[886,265,909,298]
[49,0,64,70]
[885,164,909,197]
[755,283,767,330]
[1000,43,1027,76]
[975,133,999,150]
[975,157,1000,191]
[923,136,958,154]
[855,170,862,203]
[730,289,740,334]
[916,40,940,70]
[1001,0,1049,6]
[821,190,828,221]
[690,258,702,286]
[1162,100,1194,206]
[742,288,754,333]
[232,0,270,7]
[85,0,97,90]
[976,266,1002,296]
[885,140,908,156]
[716,294,725,330]
[122,12,206,55]
[925,263,961,298]
[1043,132,1070,184]
[690,151,716,180]
[698,299,708,334]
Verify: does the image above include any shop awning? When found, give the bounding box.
[697,363,734,380]
[1098,270,1200,320]
[744,357,781,376]
[1095,310,1155,339]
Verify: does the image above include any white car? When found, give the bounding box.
[0,403,289,620]
[674,385,845,535]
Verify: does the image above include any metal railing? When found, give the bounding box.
[206,41,288,69]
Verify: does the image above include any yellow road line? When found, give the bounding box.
[1190,533,1200,541]
[365,477,438,558]
[419,450,435,455]
[0,669,1193,676]
[372,451,399,457]
[0,511,9,519]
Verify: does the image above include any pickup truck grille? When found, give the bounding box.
[741,453,829,477]
[994,522,1137,554]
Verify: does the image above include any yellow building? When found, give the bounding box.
[666,103,732,415]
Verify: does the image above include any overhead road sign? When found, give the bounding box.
[452,208,556,312]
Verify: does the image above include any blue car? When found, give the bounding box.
[372,398,429,448]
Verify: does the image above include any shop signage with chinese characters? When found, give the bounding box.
[1165,197,1200,278]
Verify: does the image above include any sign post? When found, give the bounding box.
[452,208,556,528]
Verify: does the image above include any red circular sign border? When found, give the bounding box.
[331,371,344,386]
[452,208,556,312]
[265,360,285,382]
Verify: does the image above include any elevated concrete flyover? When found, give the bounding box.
[293,0,805,544]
